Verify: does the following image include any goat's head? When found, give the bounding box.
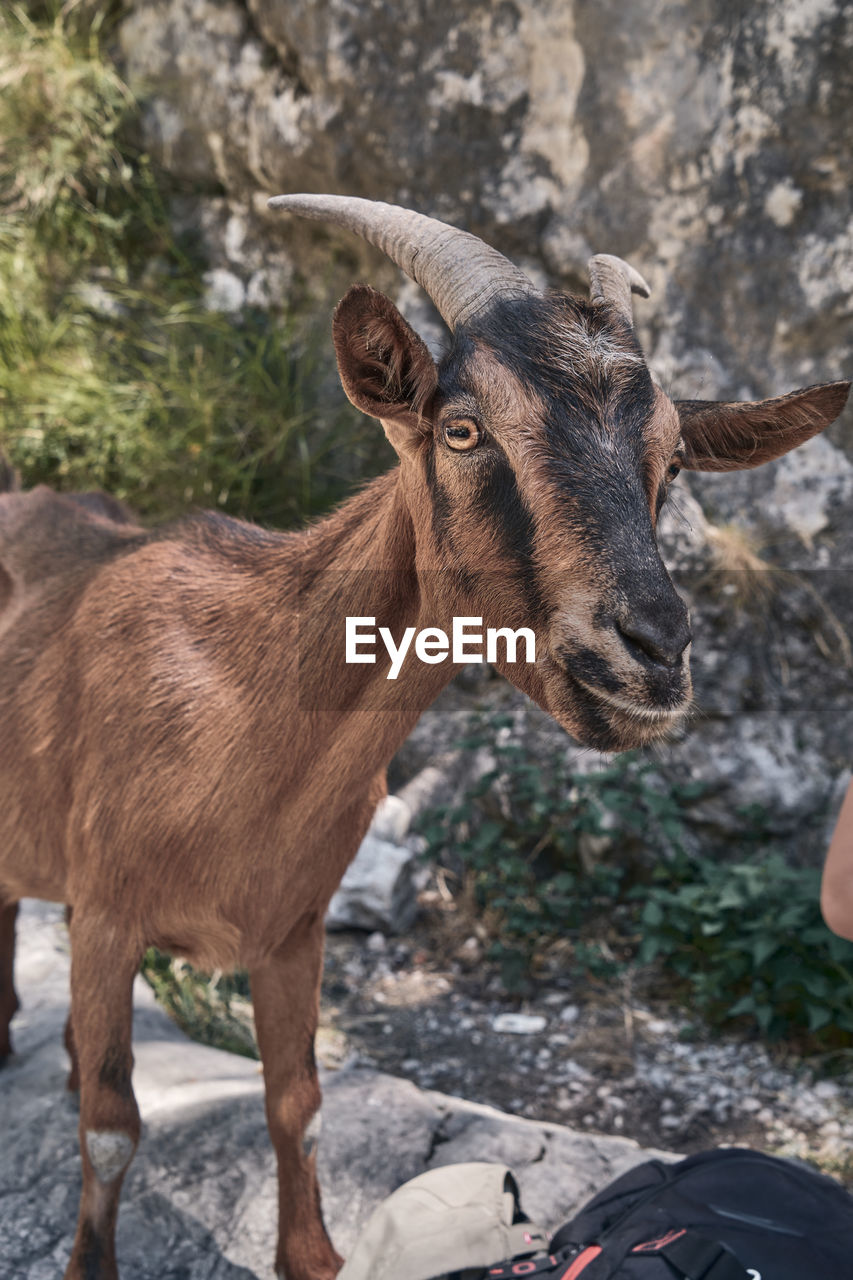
[271,195,850,751]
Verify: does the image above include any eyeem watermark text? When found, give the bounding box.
[346,616,536,679]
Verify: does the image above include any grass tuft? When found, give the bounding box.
[0,6,389,526]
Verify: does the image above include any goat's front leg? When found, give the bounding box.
[0,896,20,1062]
[65,911,142,1280]
[250,912,342,1280]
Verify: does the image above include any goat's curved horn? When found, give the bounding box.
[267,193,540,330]
[588,254,651,326]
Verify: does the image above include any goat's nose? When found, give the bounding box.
[616,611,692,668]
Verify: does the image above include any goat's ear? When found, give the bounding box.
[675,380,850,472]
[333,285,438,456]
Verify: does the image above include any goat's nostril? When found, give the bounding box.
[616,616,692,668]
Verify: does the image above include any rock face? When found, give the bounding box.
[112,0,852,855]
[326,796,428,932]
[116,0,852,398]
[1,902,674,1278]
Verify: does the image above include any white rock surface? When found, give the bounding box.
[326,795,426,933]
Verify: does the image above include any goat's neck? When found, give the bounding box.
[283,467,455,772]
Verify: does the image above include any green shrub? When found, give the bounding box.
[0,6,389,526]
[637,854,853,1045]
[420,712,703,988]
[422,709,853,1051]
[142,948,258,1059]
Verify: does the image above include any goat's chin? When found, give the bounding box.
[540,656,691,752]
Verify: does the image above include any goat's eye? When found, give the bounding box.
[443,418,481,452]
[666,461,682,482]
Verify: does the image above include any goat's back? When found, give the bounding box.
[0,485,143,584]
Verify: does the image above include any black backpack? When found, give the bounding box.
[483,1148,853,1279]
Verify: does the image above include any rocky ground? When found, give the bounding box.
[4,903,853,1277]
[319,921,853,1186]
[1,901,676,1278]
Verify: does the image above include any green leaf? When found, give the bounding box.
[643,899,665,927]
[807,1004,833,1032]
[751,936,779,967]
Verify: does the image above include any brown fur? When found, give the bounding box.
[676,381,850,471]
[0,283,848,1280]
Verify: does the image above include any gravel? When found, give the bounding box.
[320,927,853,1182]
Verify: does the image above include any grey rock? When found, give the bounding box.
[326,833,421,934]
[116,0,853,407]
[1,902,678,1278]
[396,766,453,822]
[326,793,427,934]
[368,795,412,845]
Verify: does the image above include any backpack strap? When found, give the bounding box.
[640,1228,749,1279]
[485,1245,583,1276]
[561,1227,749,1280]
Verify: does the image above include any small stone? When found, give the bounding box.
[491,1013,547,1035]
[559,1004,580,1024]
[366,932,386,953]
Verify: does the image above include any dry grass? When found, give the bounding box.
[704,521,851,667]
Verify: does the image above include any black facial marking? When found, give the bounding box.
[469,445,547,625]
[424,441,453,554]
[642,667,688,708]
[561,672,618,750]
[465,294,659,551]
[558,645,626,695]
[423,439,479,598]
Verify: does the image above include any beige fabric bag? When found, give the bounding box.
[338,1162,548,1280]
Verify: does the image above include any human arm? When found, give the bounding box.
[821,778,853,941]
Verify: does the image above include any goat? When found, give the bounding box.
[0,195,849,1280]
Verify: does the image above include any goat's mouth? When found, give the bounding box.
[572,673,686,724]
[544,651,691,751]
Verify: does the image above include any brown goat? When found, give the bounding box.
[0,196,849,1280]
